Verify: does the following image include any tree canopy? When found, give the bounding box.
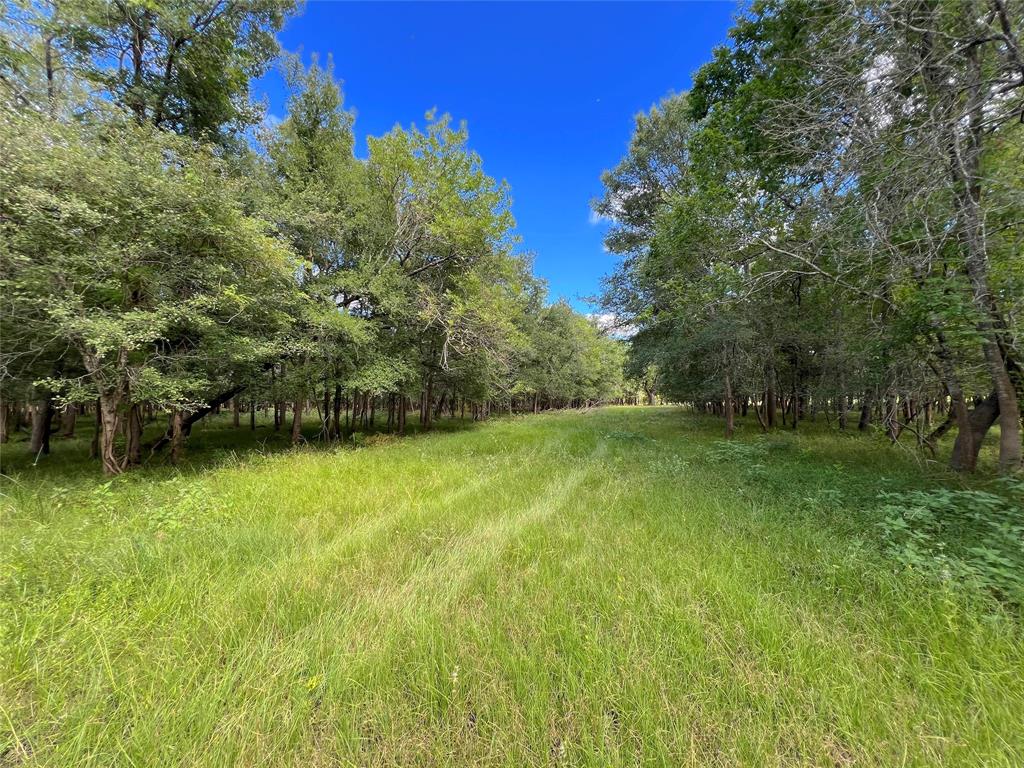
[596,0,1023,472]
[3,0,1021,476]
[1,2,627,474]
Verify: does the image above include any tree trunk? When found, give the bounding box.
[90,398,101,459]
[125,403,143,467]
[169,409,184,465]
[858,395,872,431]
[0,403,8,444]
[981,342,1021,472]
[424,379,434,429]
[923,409,955,456]
[950,392,999,472]
[323,386,331,437]
[724,372,734,439]
[753,393,768,433]
[250,400,256,431]
[291,399,304,444]
[29,397,53,456]
[884,394,900,442]
[147,386,244,453]
[932,332,981,472]
[60,403,77,438]
[946,40,1021,473]
[837,368,848,431]
[232,397,241,428]
[98,395,123,474]
[333,385,342,438]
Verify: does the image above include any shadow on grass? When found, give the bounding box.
[0,410,482,487]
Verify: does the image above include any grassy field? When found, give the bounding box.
[1,407,1022,766]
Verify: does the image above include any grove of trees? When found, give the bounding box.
[3,0,1021,478]
[596,0,1023,473]
[0,0,625,475]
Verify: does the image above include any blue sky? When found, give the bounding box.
[254,1,739,311]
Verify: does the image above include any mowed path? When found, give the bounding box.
[1,408,1022,767]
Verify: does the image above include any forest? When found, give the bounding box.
[1,0,627,476]
[2,0,1022,477]
[594,0,1024,475]
[1,0,1023,766]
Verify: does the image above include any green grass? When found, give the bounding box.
[1,407,1022,766]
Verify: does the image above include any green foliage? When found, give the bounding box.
[1,10,630,474]
[514,302,625,405]
[27,0,292,138]
[877,485,1024,604]
[1,107,294,411]
[597,0,1023,476]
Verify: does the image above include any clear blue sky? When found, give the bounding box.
[254,1,739,311]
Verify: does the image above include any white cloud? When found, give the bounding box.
[586,312,636,339]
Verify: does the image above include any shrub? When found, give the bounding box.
[876,484,1024,605]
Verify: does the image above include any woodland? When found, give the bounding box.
[1,0,1022,477]
[1,0,626,476]
[594,0,1023,476]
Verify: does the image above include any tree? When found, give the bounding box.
[2,5,631,476]
[9,0,296,140]
[598,0,1023,471]
[1,107,295,473]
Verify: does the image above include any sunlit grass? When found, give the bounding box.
[1,407,1022,766]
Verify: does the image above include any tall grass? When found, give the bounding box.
[1,408,1022,766]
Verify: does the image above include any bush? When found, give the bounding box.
[876,483,1024,605]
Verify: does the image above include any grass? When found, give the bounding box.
[1,407,1022,766]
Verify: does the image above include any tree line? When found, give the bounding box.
[596,0,1023,473]
[0,0,627,475]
